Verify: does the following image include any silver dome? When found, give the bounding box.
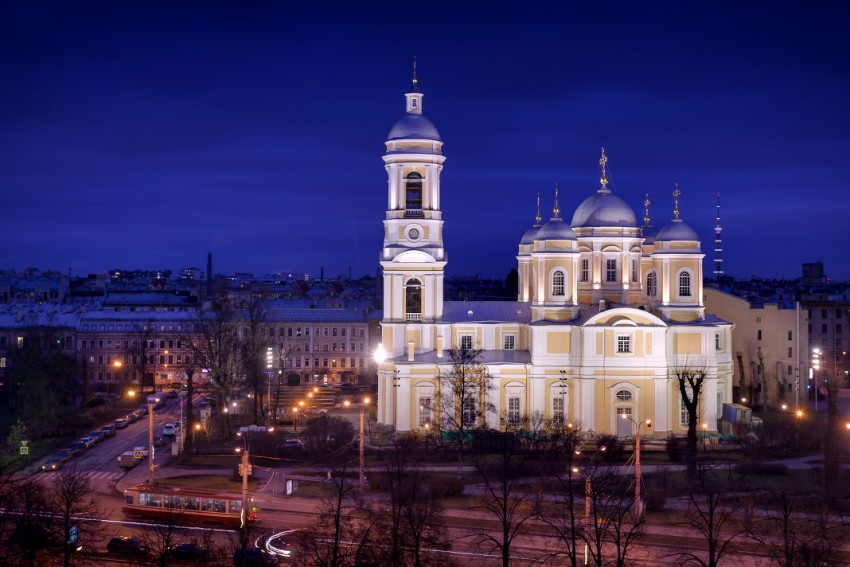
[387,114,441,141]
[656,219,699,242]
[535,218,577,241]
[571,191,637,228]
[520,225,540,245]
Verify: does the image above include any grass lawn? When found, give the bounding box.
[161,473,258,492]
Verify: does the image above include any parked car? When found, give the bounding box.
[278,439,303,454]
[79,437,96,449]
[168,542,209,560]
[107,536,147,556]
[66,442,86,456]
[233,546,278,567]
[100,424,116,438]
[153,435,167,447]
[166,389,179,399]
[53,449,73,463]
[162,425,176,439]
[87,430,104,443]
[41,457,63,472]
[130,409,144,421]
[113,418,128,430]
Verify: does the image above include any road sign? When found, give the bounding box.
[133,450,143,459]
[19,446,28,455]
[68,525,78,545]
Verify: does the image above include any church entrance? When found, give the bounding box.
[616,406,633,438]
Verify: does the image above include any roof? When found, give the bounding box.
[390,349,532,366]
[656,218,699,242]
[535,217,577,241]
[442,301,531,323]
[387,113,441,141]
[571,190,637,228]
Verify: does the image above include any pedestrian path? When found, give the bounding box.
[83,470,124,481]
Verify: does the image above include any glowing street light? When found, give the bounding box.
[620,414,651,517]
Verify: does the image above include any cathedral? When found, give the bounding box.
[375,73,734,439]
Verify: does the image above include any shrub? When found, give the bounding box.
[429,477,465,498]
[665,436,684,462]
[733,462,788,476]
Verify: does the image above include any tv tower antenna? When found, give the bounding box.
[714,192,724,278]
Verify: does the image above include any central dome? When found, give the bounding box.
[571,191,637,228]
[387,114,441,141]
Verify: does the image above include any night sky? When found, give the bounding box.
[3,1,849,281]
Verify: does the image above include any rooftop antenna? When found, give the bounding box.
[714,192,724,277]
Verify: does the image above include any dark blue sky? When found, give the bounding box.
[3,1,849,281]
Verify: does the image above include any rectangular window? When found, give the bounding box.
[580,259,589,282]
[679,386,694,428]
[616,335,631,353]
[788,331,793,341]
[553,396,564,426]
[757,330,762,340]
[418,397,432,426]
[507,397,521,427]
[788,347,793,357]
[606,259,617,283]
[837,324,843,334]
[460,335,473,350]
[504,335,515,350]
[715,333,721,351]
[822,324,828,333]
[631,259,638,282]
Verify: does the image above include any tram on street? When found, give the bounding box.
[122,483,256,528]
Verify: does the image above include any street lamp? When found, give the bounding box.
[147,395,160,486]
[292,407,298,432]
[573,444,607,565]
[359,397,370,491]
[620,414,652,518]
[236,425,274,529]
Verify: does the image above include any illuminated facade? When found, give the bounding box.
[376,75,734,438]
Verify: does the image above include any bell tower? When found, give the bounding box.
[380,67,446,356]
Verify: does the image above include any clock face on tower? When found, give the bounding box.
[408,227,420,241]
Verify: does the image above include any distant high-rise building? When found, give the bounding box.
[714,192,724,278]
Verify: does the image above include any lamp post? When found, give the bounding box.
[292,407,298,432]
[573,444,607,566]
[236,425,274,529]
[345,397,371,491]
[147,394,159,486]
[620,414,651,518]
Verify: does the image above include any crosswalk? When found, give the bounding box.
[85,470,124,481]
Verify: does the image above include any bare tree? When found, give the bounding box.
[438,347,494,480]
[127,320,157,394]
[536,422,586,567]
[300,462,377,567]
[751,491,845,567]
[472,432,536,567]
[48,467,104,567]
[371,436,452,567]
[181,290,240,437]
[670,358,708,477]
[236,285,270,425]
[675,462,747,567]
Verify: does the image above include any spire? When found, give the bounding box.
[672,182,681,219]
[535,192,542,225]
[598,147,611,193]
[553,183,561,219]
[404,59,424,114]
[643,193,652,228]
[410,57,419,93]
[714,192,724,277]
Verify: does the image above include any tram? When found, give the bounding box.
[122,483,256,528]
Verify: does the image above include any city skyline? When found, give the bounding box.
[3,2,849,280]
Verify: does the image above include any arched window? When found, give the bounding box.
[678,271,692,297]
[552,270,565,297]
[405,278,422,321]
[405,172,423,214]
[646,272,657,298]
